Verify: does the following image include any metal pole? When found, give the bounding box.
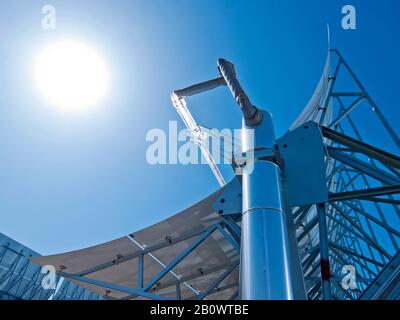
[240,110,294,300]
[317,203,332,300]
[216,58,293,300]
[172,58,295,299]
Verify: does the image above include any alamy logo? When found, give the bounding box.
[41,265,57,290]
[341,265,357,290]
[146,121,255,174]
[342,5,356,30]
[41,5,57,30]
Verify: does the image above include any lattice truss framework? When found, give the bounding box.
[172,48,400,300]
[295,49,400,300]
[0,234,101,300]
[29,48,400,300]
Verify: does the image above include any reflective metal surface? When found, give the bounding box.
[241,111,294,300]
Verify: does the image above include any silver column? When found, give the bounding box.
[241,110,294,300]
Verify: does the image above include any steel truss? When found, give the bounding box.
[0,234,102,300]
[296,49,400,300]
[170,48,400,300]
[36,48,400,300]
[57,219,241,300]
[0,242,56,300]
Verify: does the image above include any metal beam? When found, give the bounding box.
[328,150,400,185]
[322,126,400,170]
[329,242,385,268]
[77,225,213,277]
[60,271,170,300]
[329,203,391,259]
[196,262,239,300]
[342,201,400,238]
[329,185,400,202]
[142,225,218,292]
[331,49,400,150]
[328,95,365,129]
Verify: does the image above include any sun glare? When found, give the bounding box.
[34,39,109,112]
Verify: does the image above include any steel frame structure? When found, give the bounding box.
[297,49,400,300]
[0,233,101,300]
[0,245,50,300]
[28,47,400,300]
[56,219,241,300]
[167,48,400,300]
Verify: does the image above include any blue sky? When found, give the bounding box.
[0,0,399,255]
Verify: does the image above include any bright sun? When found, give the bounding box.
[34,39,109,112]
